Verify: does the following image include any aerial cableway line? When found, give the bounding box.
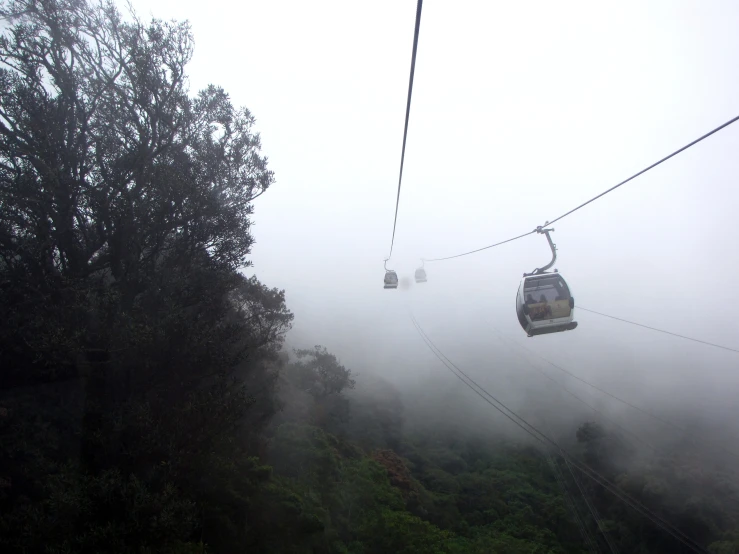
[579,306,739,355]
[424,114,739,263]
[387,0,423,259]
[408,312,710,554]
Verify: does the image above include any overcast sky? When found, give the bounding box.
[128,0,739,446]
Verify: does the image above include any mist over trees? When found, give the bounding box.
[0,0,288,549]
[0,1,738,553]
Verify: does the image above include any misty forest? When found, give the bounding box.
[2,1,739,553]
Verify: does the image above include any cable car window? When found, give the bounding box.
[525,277,569,297]
[524,275,572,321]
[526,287,558,304]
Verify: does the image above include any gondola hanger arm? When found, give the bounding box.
[525,227,557,276]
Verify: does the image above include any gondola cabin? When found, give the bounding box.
[516,272,577,337]
[414,268,427,283]
[384,270,399,289]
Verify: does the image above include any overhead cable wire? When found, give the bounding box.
[563,456,620,554]
[545,114,739,226]
[408,315,707,553]
[408,313,709,554]
[565,457,620,554]
[442,313,608,548]
[492,323,656,546]
[511,337,707,433]
[547,452,600,554]
[579,306,739,355]
[541,418,601,553]
[424,230,537,262]
[407,317,699,545]
[507,334,739,459]
[424,114,739,262]
[483,316,739,488]
[388,0,423,259]
[488,324,657,454]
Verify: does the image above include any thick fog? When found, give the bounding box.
[130,0,739,454]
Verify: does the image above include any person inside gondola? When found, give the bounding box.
[539,294,552,317]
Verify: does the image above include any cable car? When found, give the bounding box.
[516,227,578,337]
[414,260,427,283]
[384,259,398,289]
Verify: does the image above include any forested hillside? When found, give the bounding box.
[1,1,738,553]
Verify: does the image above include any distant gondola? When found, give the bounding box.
[415,260,427,283]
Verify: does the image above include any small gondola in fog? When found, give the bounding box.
[515,228,577,337]
[384,259,399,289]
[414,260,427,283]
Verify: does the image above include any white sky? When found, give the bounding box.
[129,0,739,439]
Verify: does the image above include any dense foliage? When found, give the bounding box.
[1,1,738,553]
